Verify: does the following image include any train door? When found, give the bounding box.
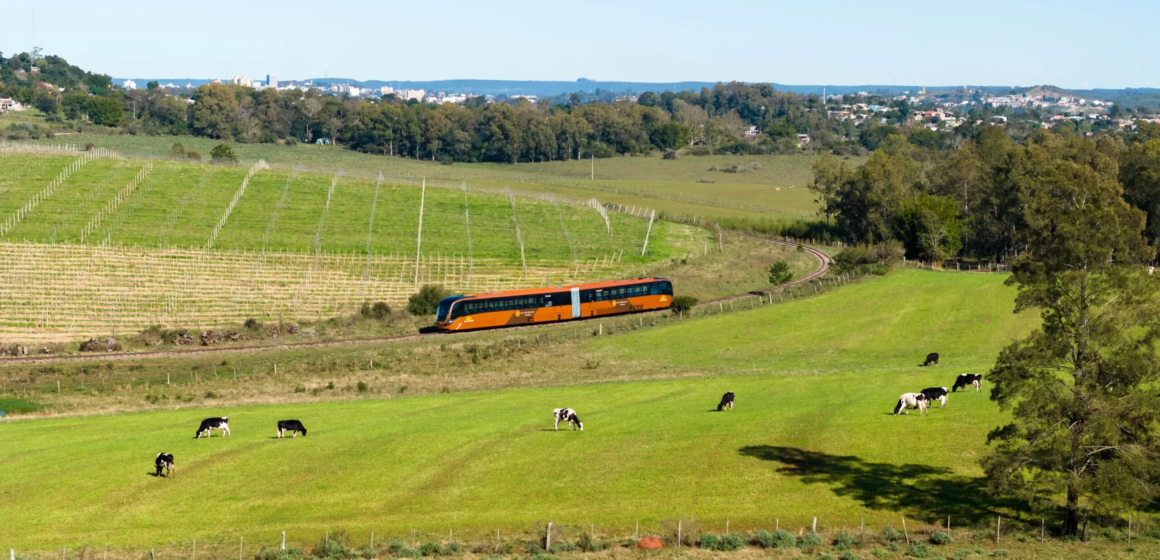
[570,287,580,319]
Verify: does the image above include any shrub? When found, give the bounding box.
[547,542,575,553]
[670,295,698,316]
[698,534,720,550]
[840,550,861,560]
[244,318,261,330]
[753,529,796,549]
[254,546,306,560]
[768,260,794,285]
[905,542,931,558]
[992,550,1008,557]
[818,554,837,560]
[719,533,746,551]
[798,532,823,548]
[577,531,603,552]
[407,284,449,316]
[361,301,391,320]
[186,150,202,161]
[871,549,891,560]
[204,391,218,399]
[357,381,368,393]
[834,530,859,549]
[880,526,904,542]
[84,142,96,151]
[417,543,440,557]
[170,142,186,158]
[211,143,239,163]
[662,149,679,160]
[929,531,951,546]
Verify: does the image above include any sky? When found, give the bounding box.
[2,0,1157,89]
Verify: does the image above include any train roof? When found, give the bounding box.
[449,277,670,301]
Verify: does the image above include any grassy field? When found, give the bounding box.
[0,270,1047,549]
[21,135,857,220]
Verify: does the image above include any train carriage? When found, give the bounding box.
[434,277,673,331]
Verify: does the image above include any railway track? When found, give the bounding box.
[1,239,832,365]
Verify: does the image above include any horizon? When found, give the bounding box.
[3,0,1158,90]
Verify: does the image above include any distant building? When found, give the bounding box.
[744,126,760,137]
[797,134,811,144]
[348,86,361,97]
[398,89,426,101]
[231,76,252,87]
[267,74,277,88]
[990,115,1008,125]
[0,98,26,112]
[123,79,138,90]
[380,86,395,96]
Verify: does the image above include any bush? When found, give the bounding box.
[253,546,305,560]
[662,149,679,160]
[577,531,603,552]
[905,542,931,558]
[818,554,837,560]
[211,143,239,163]
[417,543,440,557]
[929,531,951,546]
[834,530,859,549]
[670,295,698,316]
[798,532,823,548]
[361,301,391,320]
[752,529,796,549]
[407,284,449,316]
[834,247,877,275]
[768,260,794,285]
[244,318,261,330]
[170,142,186,158]
[840,550,861,560]
[357,381,368,393]
[719,533,746,551]
[698,534,720,550]
[880,526,904,543]
[871,549,890,560]
[186,150,202,161]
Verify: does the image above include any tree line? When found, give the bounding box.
[808,123,1160,264]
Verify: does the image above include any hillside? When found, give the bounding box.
[0,269,1039,548]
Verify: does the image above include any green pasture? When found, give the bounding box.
[592,268,1038,374]
[0,270,1041,548]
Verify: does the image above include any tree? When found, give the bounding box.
[892,194,962,262]
[765,119,797,139]
[649,121,691,150]
[982,147,1160,536]
[210,143,238,163]
[1120,139,1160,245]
[190,83,239,139]
[86,96,124,126]
[808,155,852,225]
[768,261,793,285]
[146,80,160,90]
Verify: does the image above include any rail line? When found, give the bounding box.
[0,239,832,365]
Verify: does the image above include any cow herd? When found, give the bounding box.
[151,416,309,478]
[893,356,985,416]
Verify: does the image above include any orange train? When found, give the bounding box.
[434,277,673,331]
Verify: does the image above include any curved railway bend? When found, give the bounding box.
[1,239,832,365]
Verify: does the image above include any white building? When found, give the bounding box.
[0,98,26,113]
[380,86,395,95]
[398,89,426,101]
[267,74,277,88]
[231,76,252,87]
[123,79,138,90]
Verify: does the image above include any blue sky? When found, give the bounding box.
[3,0,1156,88]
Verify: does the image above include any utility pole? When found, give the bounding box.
[590,155,594,180]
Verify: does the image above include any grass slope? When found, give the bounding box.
[0,270,1039,548]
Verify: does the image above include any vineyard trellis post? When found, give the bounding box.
[462,181,473,286]
[640,210,655,256]
[505,187,528,279]
[415,178,426,287]
[360,172,383,301]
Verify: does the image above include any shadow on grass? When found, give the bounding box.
[739,445,1027,524]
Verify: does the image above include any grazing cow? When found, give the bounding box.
[952,374,983,392]
[277,420,307,438]
[717,391,735,412]
[553,408,584,431]
[154,453,175,478]
[195,417,231,438]
[920,352,940,367]
[893,393,928,416]
[920,387,949,408]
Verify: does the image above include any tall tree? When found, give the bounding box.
[983,143,1160,536]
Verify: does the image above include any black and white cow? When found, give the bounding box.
[920,352,940,367]
[277,420,307,438]
[952,374,983,392]
[893,393,928,416]
[920,387,949,408]
[553,408,583,431]
[154,453,175,478]
[195,417,231,438]
[717,391,735,412]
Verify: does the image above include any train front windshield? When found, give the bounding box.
[436,296,464,323]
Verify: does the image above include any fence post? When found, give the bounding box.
[678,520,682,548]
[239,537,244,560]
[812,517,817,533]
[281,531,286,550]
[902,516,909,545]
[996,516,1001,544]
[545,521,553,551]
